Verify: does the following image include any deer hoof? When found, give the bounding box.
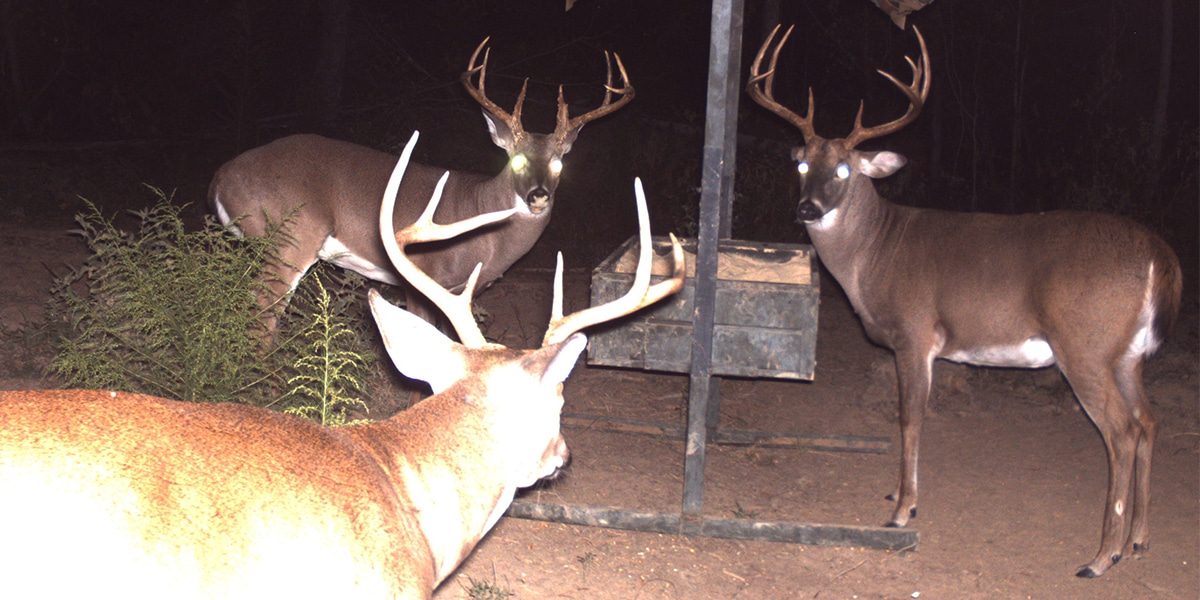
[884,507,916,528]
[1132,542,1150,556]
[1076,552,1122,578]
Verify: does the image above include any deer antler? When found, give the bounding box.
[746,25,817,144]
[844,26,930,149]
[747,25,930,149]
[554,50,635,144]
[462,38,633,147]
[379,131,517,349]
[462,37,529,143]
[542,178,684,345]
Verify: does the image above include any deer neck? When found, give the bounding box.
[475,166,550,217]
[394,163,555,291]
[457,165,555,250]
[346,392,529,585]
[805,179,908,315]
[465,167,555,282]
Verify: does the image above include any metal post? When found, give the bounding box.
[683,0,745,531]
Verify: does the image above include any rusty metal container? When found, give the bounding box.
[587,236,819,380]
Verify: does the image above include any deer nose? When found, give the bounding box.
[796,199,824,223]
[542,436,571,480]
[526,188,551,214]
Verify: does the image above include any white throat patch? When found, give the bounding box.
[809,208,840,231]
[513,193,531,214]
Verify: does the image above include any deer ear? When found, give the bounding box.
[524,333,588,388]
[368,289,469,393]
[858,151,907,179]
[483,110,515,151]
[558,126,582,154]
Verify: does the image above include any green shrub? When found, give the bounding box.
[47,190,378,423]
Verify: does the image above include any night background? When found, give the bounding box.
[1,0,1196,290]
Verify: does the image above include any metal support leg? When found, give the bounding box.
[683,0,745,530]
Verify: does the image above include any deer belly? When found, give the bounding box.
[941,338,1056,368]
[318,236,401,286]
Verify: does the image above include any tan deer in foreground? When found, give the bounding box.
[208,38,633,333]
[748,25,1182,577]
[0,131,684,599]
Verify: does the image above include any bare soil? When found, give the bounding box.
[1,223,1197,600]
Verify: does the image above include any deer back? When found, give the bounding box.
[208,133,550,293]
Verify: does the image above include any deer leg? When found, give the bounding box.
[885,345,936,528]
[256,234,324,339]
[226,211,326,340]
[1060,360,1140,578]
[1114,356,1156,560]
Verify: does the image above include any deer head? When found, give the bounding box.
[747,25,929,228]
[462,37,634,215]
[373,130,684,492]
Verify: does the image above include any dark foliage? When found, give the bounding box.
[0,0,1194,289]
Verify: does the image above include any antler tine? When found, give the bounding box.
[379,131,518,348]
[556,49,635,141]
[844,26,930,149]
[461,38,526,138]
[601,51,616,105]
[543,178,685,346]
[746,25,818,144]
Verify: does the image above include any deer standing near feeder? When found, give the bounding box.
[748,25,1181,577]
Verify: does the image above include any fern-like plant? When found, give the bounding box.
[48,189,286,405]
[277,272,371,426]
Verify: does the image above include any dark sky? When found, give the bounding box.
[1,0,1196,260]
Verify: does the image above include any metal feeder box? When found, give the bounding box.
[588,237,819,380]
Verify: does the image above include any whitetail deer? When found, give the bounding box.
[0,132,683,599]
[748,25,1182,577]
[208,38,633,333]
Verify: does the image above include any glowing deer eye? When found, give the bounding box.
[797,162,810,176]
[550,158,563,175]
[511,154,528,172]
[835,164,851,180]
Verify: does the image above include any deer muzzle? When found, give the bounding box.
[526,188,551,214]
[540,435,571,481]
[796,199,824,223]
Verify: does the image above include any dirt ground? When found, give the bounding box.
[1,222,1197,600]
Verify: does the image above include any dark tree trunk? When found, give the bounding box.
[1007,0,1026,213]
[1,1,33,137]
[303,0,349,134]
[1148,0,1173,202]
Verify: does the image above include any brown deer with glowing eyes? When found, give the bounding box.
[0,132,683,599]
[748,25,1181,577]
[208,38,633,334]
